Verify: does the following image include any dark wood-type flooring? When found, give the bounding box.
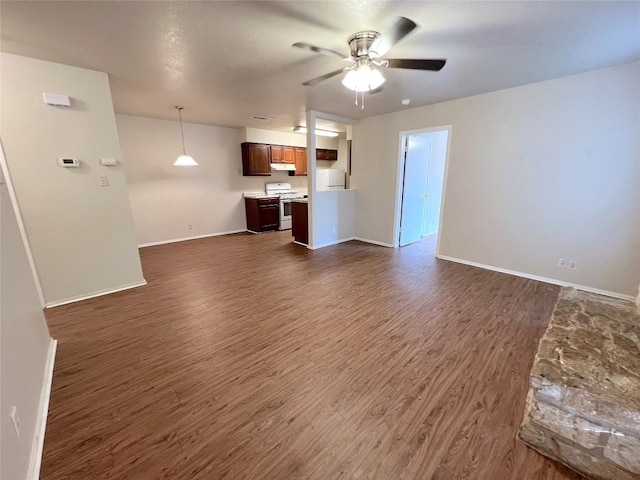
[41,232,584,479]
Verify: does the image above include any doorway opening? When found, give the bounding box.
[394,126,451,253]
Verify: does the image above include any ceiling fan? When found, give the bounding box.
[293,17,446,106]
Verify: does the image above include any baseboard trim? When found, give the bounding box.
[27,338,57,480]
[45,279,147,308]
[353,237,395,248]
[293,240,308,247]
[309,237,355,250]
[436,254,635,301]
[138,229,247,248]
[309,237,396,249]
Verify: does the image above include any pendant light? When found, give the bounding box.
[173,106,198,166]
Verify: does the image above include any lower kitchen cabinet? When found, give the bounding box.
[291,200,308,244]
[245,197,280,232]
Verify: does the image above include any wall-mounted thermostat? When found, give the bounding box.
[43,92,71,107]
[100,158,117,166]
[58,157,80,167]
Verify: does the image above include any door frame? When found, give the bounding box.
[393,125,453,256]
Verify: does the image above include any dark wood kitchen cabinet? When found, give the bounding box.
[291,200,308,245]
[293,147,307,176]
[316,148,338,161]
[271,145,295,164]
[245,197,280,233]
[241,143,271,176]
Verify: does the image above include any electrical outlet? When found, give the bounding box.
[568,260,577,271]
[9,406,20,437]
[99,175,109,187]
[188,224,193,231]
[557,258,568,268]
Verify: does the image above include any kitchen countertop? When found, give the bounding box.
[243,192,279,199]
[291,198,308,204]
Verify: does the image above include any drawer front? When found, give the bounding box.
[257,197,280,206]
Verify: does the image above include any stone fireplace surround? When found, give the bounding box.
[519,288,639,480]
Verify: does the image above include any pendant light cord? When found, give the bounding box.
[176,106,186,155]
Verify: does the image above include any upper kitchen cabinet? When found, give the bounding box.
[316,149,338,161]
[271,145,295,164]
[293,147,307,176]
[241,142,271,176]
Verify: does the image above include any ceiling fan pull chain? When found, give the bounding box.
[354,89,358,106]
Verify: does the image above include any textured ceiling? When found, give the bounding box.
[2,1,639,132]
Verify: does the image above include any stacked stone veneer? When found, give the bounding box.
[518,288,640,480]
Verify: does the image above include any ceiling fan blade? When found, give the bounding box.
[369,17,417,57]
[292,42,348,59]
[302,68,347,86]
[386,59,446,71]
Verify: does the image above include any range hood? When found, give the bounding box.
[270,163,296,171]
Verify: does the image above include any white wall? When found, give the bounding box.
[312,190,356,248]
[352,62,640,297]
[1,167,54,480]
[317,138,349,171]
[305,111,358,249]
[117,116,310,245]
[0,53,145,306]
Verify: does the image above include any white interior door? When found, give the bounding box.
[399,135,431,246]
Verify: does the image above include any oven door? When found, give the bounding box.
[279,199,293,230]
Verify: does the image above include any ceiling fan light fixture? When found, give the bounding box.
[341,62,385,92]
[173,106,198,167]
[293,126,339,137]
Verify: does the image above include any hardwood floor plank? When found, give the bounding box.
[41,232,583,479]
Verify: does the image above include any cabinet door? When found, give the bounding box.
[242,143,271,176]
[245,198,260,232]
[282,146,295,164]
[271,145,283,163]
[294,147,307,176]
[291,201,308,244]
[317,149,338,161]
